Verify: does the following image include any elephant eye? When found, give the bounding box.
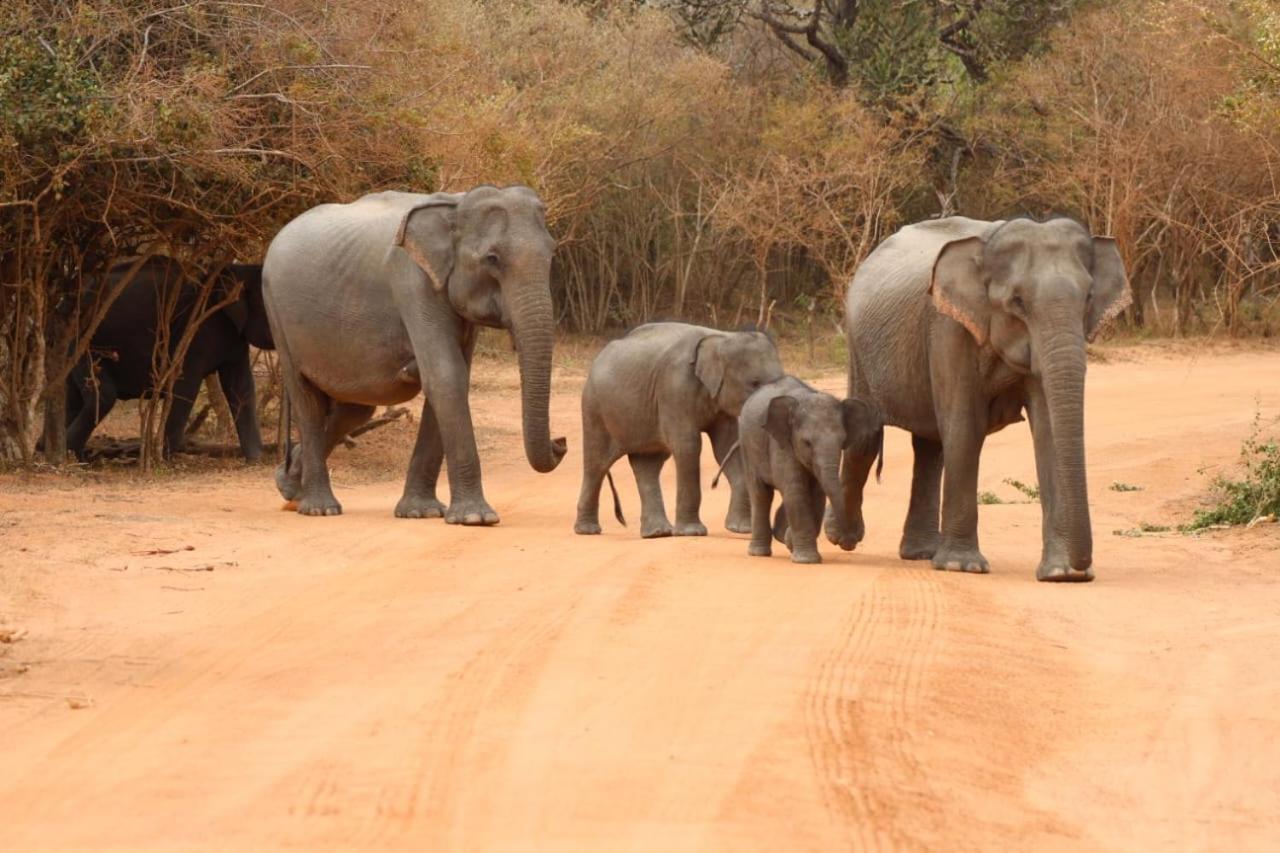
[484,252,501,266]
[1010,294,1026,313]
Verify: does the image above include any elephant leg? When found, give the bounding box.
[670,430,707,536]
[67,366,116,461]
[934,412,988,573]
[1027,383,1089,581]
[411,342,497,526]
[163,372,203,457]
[276,401,373,502]
[397,398,446,519]
[709,416,750,534]
[629,451,673,538]
[900,435,944,560]
[283,370,342,516]
[747,476,774,557]
[574,402,620,535]
[780,469,822,564]
[218,355,263,462]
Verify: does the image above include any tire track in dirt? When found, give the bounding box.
[805,563,946,850]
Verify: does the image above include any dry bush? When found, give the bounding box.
[957,0,1280,336]
[6,0,1280,466]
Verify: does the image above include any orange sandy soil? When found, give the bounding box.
[1,339,1278,851]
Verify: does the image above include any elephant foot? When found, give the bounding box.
[790,549,822,565]
[396,493,445,519]
[823,507,862,551]
[748,542,772,557]
[574,518,602,535]
[931,545,989,574]
[674,520,708,537]
[1037,561,1095,583]
[640,518,673,539]
[297,493,342,517]
[899,531,939,561]
[724,512,752,535]
[444,497,500,526]
[274,448,302,501]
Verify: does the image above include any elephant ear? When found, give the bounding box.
[1086,237,1132,342]
[929,235,990,346]
[692,334,727,401]
[764,395,798,445]
[840,397,882,456]
[394,194,460,292]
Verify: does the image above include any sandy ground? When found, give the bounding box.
[1,342,1279,851]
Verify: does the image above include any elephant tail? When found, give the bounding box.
[875,426,884,484]
[710,441,740,489]
[606,470,626,527]
[283,387,292,467]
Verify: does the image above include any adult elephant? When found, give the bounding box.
[263,186,566,520]
[66,257,273,461]
[829,216,1130,581]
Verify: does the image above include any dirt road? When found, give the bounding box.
[2,344,1278,850]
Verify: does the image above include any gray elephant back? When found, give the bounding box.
[590,322,714,374]
[846,217,1004,314]
[271,191,461,260]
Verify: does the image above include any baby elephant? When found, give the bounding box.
[738,377,882,563]
[576,322,784,538]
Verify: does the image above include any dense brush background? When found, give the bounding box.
[3,0,1280,460]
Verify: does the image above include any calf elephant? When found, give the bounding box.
[738,376,882,564]
[830,216,1130,581]
[263,186,566,520]
[66,257,273,461]
[574,322,783,538]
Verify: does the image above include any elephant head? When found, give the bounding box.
[220,264,274,351]
[764,392,882,546]
[692,330,785,416]
[396,185,566,473]
[929,216,1131,573]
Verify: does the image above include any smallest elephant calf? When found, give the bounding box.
[737,376,882,564]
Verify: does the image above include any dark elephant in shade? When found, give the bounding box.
[831,216,1131,581]
[262,186,566,520]
[66,257,274,461]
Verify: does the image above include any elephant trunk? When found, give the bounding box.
[817,457,848,542]
[508,278,565,473]
[1040,330,1093,570]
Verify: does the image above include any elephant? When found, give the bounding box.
[828,215,1131,581]
[735,376,882,564]
[262,186,566,520]
[65,256,273,461]
[574,322,784,538]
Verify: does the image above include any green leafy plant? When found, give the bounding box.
[1110,481,1143,492]
[978,491,1004,505]
[1185,416,1280,530]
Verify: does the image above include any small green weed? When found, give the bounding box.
[1003,478,1040,501]
[1184,414,1280,531]
[1110,481,1143,492]
[978,491,1004,505]
[1113,522,1172,537]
